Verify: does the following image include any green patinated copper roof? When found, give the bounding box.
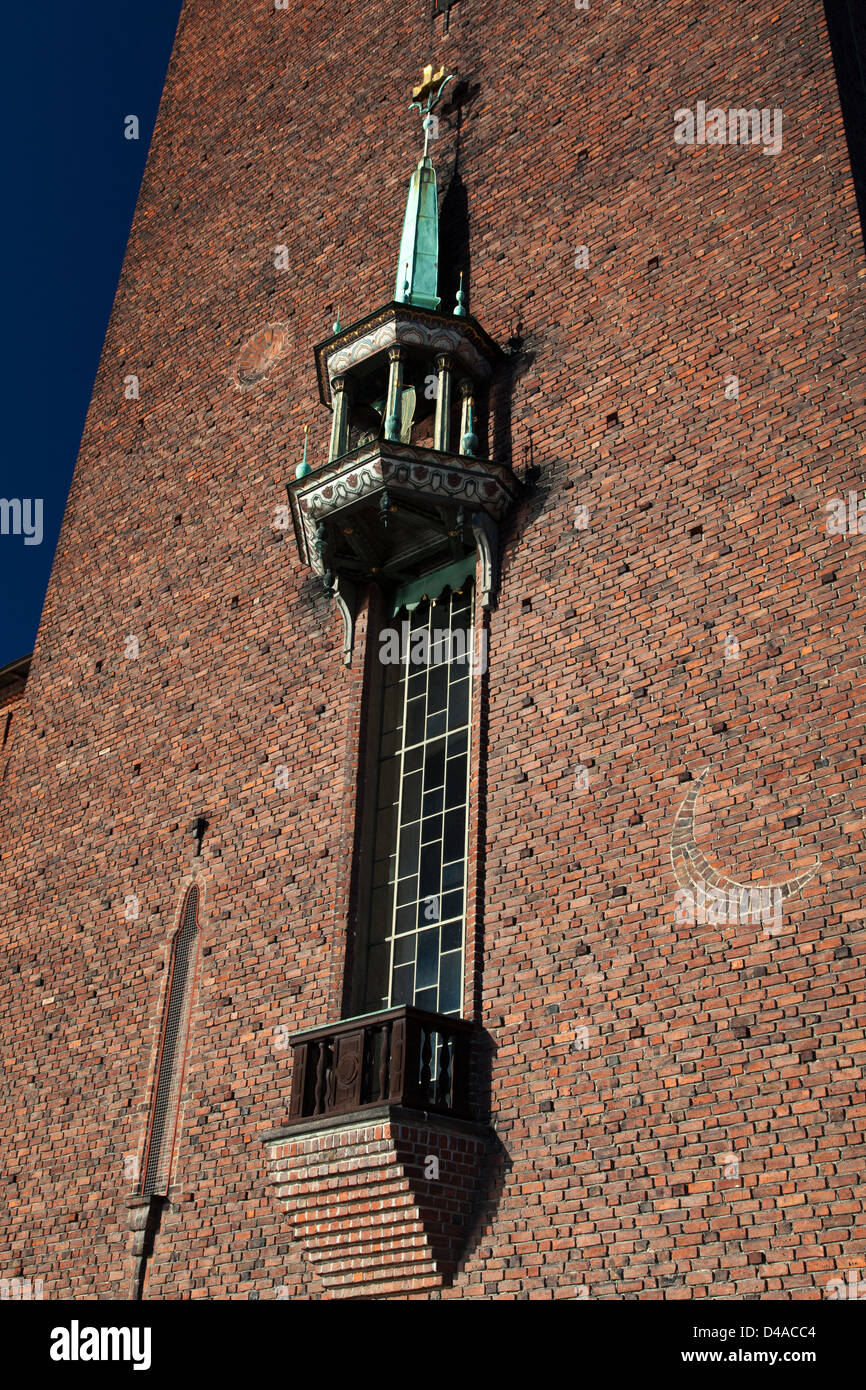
[390,554,475,617]
[394,155,440,311]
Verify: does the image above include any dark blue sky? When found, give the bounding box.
[0,1,183,669]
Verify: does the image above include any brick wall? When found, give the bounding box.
[0,0,864,1298]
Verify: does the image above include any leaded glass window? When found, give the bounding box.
[360,582,473,1017]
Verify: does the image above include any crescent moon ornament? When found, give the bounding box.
[670,765,820,930]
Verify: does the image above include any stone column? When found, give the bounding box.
[328,375,351,462]
[384,347,405,442]
[433,353,453,452]
[458,378,478,457]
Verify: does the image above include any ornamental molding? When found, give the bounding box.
[293,441,517,521]
[314,302,501,405]
[326,318,491,388]
[289,443,518,581]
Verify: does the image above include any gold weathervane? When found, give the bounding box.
[412,64,448,105]
[410,63,456,156]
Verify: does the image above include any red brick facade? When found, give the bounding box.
[1,0,864,1299]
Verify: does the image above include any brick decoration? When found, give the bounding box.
[264,1110,487,1297]
[231,323,292,391]
[671,764,821,902]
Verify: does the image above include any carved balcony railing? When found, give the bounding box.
[286,1006,474,1124]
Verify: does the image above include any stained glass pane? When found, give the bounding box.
[439,950,461,1014]
[448,679,469,730]
[427,709,447,739]
[392,963,414,1006]
[422,786,444,818]
[445,756,467,809]
[398,820,420,877]
[441,917,462,952]
[443,807,465,862]
[416,927,439,988]
[428,663,448,712]
[442,859,464,891]
[424,738,446,790]
[401,771,423,824]
[393,934,415,966]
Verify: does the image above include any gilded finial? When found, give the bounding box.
[296,424,311,478]
[454,271,467,318]
[412,65,447,105]
[410,63,455,157]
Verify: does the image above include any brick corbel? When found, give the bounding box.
[263,1104,489,1298]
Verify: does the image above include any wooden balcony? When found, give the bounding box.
[286,1005,474,1124]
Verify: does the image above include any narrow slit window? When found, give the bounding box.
[140,885,201,1196]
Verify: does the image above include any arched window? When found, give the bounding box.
[140,884,201,1197]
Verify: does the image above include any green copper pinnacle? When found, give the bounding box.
[296,424,311,478]
[394,65,455,312]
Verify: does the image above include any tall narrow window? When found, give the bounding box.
[140,884,201,1196]
[358,582,474,1018]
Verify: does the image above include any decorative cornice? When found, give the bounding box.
[287,440,519,576]
[0,653,32,692]
[313,301,502,405]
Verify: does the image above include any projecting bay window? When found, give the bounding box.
[354,581,474,1019]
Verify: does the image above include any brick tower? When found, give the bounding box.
[1,0,864,1301]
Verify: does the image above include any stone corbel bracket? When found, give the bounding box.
[471,510,499,610]
[331,576,359,666]
[125,1193,166,1300]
